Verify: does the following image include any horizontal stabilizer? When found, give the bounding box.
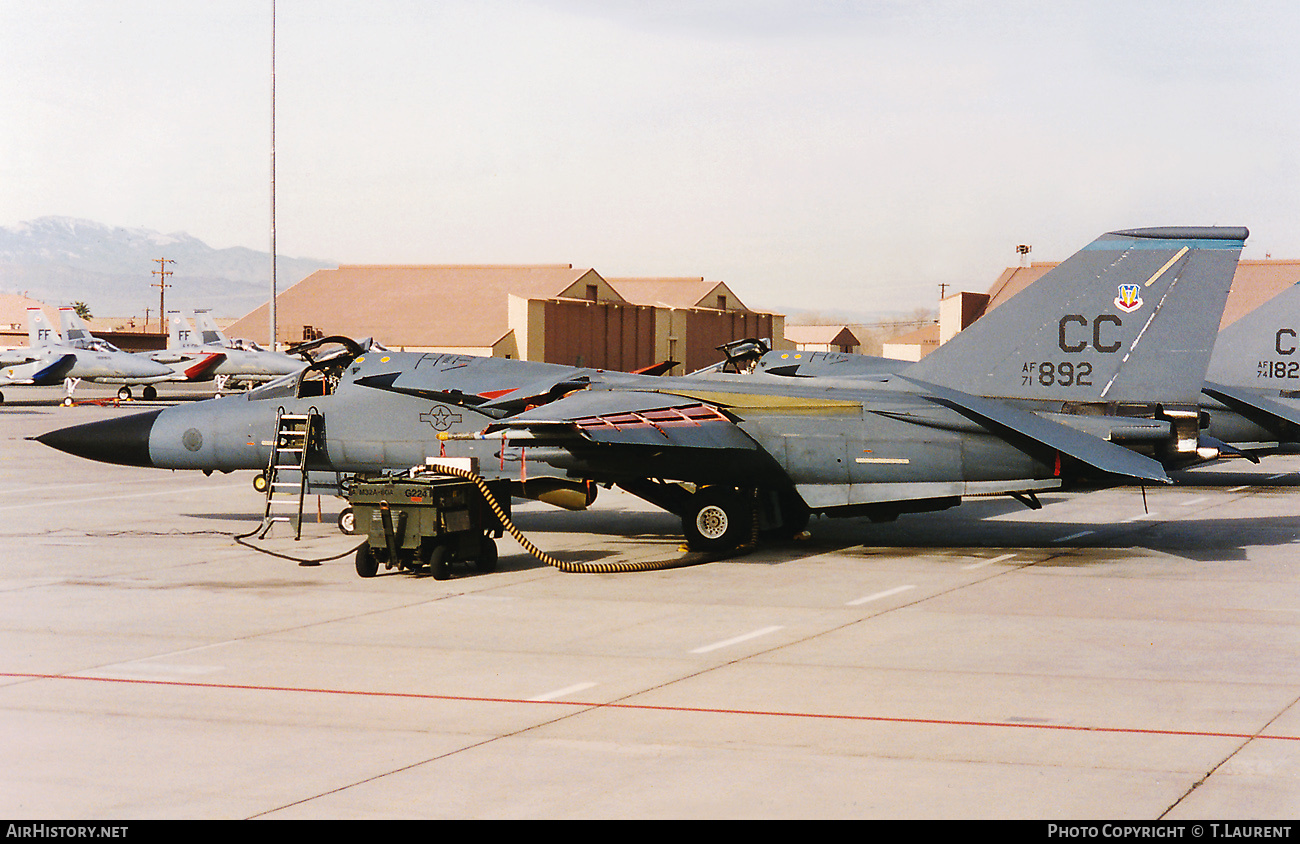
[1198,433,1260,464]
[1202,381,1300,430]
[898,375,1171,484]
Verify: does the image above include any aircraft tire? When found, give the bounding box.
[683,486,752,553]
[475,535,498,574]
[61,396,74,407]
[355,545,379,578]
[117,386,131,401]
[337,507,356,535]
[429,544,451,581]
[143,385,157,400]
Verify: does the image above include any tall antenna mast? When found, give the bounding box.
[269,0,278,349]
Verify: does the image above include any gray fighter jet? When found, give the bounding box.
[754,242,1299,458]
[1198,281,1300,450]
[35,227,1246,551]
[19,308,176,404]
[147,311,306,393]
[0,346,77,404]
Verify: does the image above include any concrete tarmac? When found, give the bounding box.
[1,387,1298,819]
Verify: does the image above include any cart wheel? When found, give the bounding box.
[354,545,378,578]
[475,535,498,573]
[428,544,450,580]
[252,473,269,493]
[117,386,132,401]
[337,506,356,535]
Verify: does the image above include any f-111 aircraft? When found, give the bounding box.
[1198,281,1300,450]
[753,244,1300,459]
[35,226,1247,551]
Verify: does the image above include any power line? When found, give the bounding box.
[151,257,174,334]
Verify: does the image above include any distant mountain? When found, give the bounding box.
[0,217,334,318]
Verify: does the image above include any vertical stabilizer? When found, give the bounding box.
[58,308,95,345]
[194,310,227,347]
[1205,281,1300,391]
[905,227,1247,406]
[27,308,61,347]
[168,312,196,350]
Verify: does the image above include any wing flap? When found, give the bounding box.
[488,389,759,451]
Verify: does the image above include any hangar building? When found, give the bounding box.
[224,264,785,375]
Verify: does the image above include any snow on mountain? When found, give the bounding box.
[0,217,333,318]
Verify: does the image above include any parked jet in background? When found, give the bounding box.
[148,311,305,393]
[17,308,175,404]
[36,227,1246,550]
[1199,281,1300,450]
[0,344,76,404]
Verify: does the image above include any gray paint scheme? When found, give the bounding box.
[35,227,1247,547]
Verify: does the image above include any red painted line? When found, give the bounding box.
[3,671,1297,742]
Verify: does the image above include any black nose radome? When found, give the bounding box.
[32,410,163,468]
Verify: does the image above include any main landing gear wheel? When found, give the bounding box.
[682,486,753,553]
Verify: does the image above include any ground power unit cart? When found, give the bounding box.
[348,459,510,580]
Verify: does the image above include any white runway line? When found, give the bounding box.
[1179,497,1208,507]
[690,625,784,654]
[847,584,916,606]
[962,553,1016,570]
[528,682,597,702]
[1053,529,1094,543]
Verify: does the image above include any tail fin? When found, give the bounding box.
[193,310,227,347]
[58,307,95,345]
[1205,281,1300,390]
[167,311,195,349]
[27,308,61,347]
[905,227,1247,406]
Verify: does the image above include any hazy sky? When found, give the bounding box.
[4,0,1298,316]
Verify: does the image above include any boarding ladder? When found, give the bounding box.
[258,408,321,540]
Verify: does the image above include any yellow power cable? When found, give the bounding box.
[434,464,755,573]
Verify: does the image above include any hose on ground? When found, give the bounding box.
[436,464,754,573]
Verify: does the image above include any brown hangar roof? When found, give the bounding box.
[226,264,611,348]
[605,277,749,311]
[784,325,861,347]
[982,259,1300,330]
